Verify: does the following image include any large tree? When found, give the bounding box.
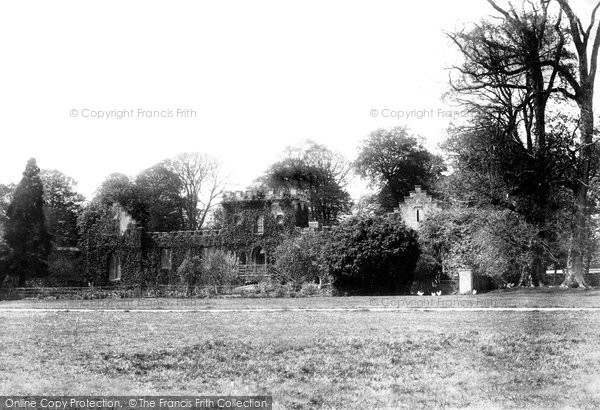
[553,0,600,286]
[448,0,600,287]
[3,159,51,286]
[355,127,446,211]
[135,164,185,232]
[95,173,148,224]
[40,170,85,247]
[164,153,226,230]
[263,141,352,225]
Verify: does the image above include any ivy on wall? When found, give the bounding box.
[145,232,220,285]
[219,198,305,263]
[79,203,144,286]
[79,195,309,285]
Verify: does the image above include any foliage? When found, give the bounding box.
[96,173,148,224]
[200,249,240,286]
[0,184,14,287]
[3,158,51,286]
[263,140,352,225]
[351,194,386,217]
[0,183,15,229]
[274,232,330,286]
[177,255,203,286]
[40,169,85,248]
[419,206,567,286]
[219,197,302,262]
[419,207,488,274]
[411,253,447,294]
[47,250,84,286]
[299,282,322,296]
[78,201,144,285]
[355,126,446,211]
[0,236,12,287]
[135,164,185,232]
[325,213,420,295]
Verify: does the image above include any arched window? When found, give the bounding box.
[108,253,121,281]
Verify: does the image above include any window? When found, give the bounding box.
[415,207,423,223]
[108,254,121,281]
[161,248,172,270]
[256,216,264,234]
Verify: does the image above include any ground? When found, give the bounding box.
[2,289,600,408]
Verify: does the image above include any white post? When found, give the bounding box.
[458,269,473,295]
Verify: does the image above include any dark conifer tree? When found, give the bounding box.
[4,158,51,285]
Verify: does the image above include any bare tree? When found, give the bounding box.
[165,153,226,230]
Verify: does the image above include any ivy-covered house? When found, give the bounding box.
[80,189,310,285]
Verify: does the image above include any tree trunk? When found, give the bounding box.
[563,188,589,287]
[531,255,544,287]
[563,95,594,288]
[517,266,529,287]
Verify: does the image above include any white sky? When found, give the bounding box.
[0,0,596,200]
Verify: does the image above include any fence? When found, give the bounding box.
[0,284,238,300]
[543,269,600,287]
[0,282,319,301]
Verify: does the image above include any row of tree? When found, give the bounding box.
[0,135,442,287]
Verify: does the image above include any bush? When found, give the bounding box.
[325,213,420,295]
[200,249,240,286]
[47,251,84,286]
[299,282,321,296]
[274,232,330,286]
[177,255,203,286]
[419,206,557,287]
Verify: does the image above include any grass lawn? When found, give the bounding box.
[2,289,600,408]
[4,286,600,310]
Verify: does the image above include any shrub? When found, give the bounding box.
[274,232,330,286]
[47,251,84,286]
[419,206,559,287]
[325,213,420,295]
[200,249,240,286]
[299,282,321,296]
[177,255,203,286]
